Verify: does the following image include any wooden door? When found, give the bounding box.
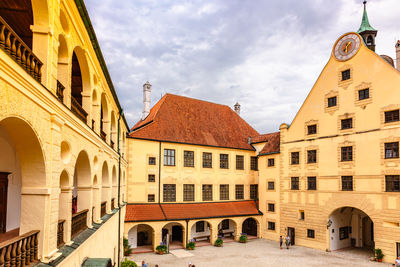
[288,227,295,245]
[0,173,9,233]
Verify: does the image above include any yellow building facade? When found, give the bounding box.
[0,0,128,266]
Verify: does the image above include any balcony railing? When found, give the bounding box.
[111,140,114,149]
[0,16,42,83]
[91,120,95,131]
[111,198,115,209]
[57,220,65,248]
[56,81,65,103]
[100,202,107,218]
[71,96,88,123]
[71,209,88,239]
[0,230,39,266]
[100,130,106,142]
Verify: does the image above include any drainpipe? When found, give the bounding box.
[158,141,161,204]
[185,219,189,249]
[117,111,122,267]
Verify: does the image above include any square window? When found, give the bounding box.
[358,88,369,100]
[341,146,353,161]
[307,124,317,135]
[307,229,315,238]
[220,184,229,200]
[268,203,275,212]
[148,157,156,165]
[202,152,212,168]
[184,151,194,167]
[385,175,400,192]
[235,185,244,200]
[220,154,229,169]
[268,158,275,167]
[268,181,275,190]
[385,142,399,159]
[148,174,155,182]
[341,176,353,191]
[163,184,176,202]
[148,194,155,202]
[202,184,213,201]
[307,150,317,163]
[328,96,337,107]
[291,177,299,190]
[291,152,300,165]
[385,110,400,123]
[236,155,244,170]
[341,69,350,81]
[196,221,205,233]
[183,184,195,201]
[341,118,353,130]
[268,221,276,231]
[307,177,316,190]
[339,226,349,240]
[164,149,175,166]
[250,157,258,170]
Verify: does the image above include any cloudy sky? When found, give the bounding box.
[85,0,400,134]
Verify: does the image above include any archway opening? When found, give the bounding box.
[128,224,154,254]
[57,170,70,248]
[162,222,184,250]
[56,34,68,103]
[101,162,110,217]
[328,207,374,255]
[111,166,117,209]
[100,94,109,141]
[190,221,211,246]
[242,218,258,239]
[218,219,236,243]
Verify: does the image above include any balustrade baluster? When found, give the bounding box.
[15,240,21,267]
[4,245,11,267]
[10,37,16,58]
[10,243,16,267]
[24,237,30,264]
[5,31,11,53]
[25,54,30,73]
[16,43,21,63]
[0,25,5,48]
[0,247,5,267]
[20,238,26,267]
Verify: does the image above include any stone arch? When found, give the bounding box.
[128,224,155,252]
[31,0,49,27]
[57,34,69,104]
[242,217,260,238]
[58,170,70,247]
[217,218,237,241]
[92,175,100,223]
[190,220,213,244]
[111,165,117,208]
[101,161,110,214]
[100,93,109,141]
[162,221,186,249]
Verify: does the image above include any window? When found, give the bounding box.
[184,150,194,167]
[341,176,353,191]
[148,157,156,165]
[196,221,204,233]
[202,184,213,201]
[307,150,317,163]
[385,175,400,192]
[341,69,350,81]
[385,110,400,123]
[148,174,155,182]
[164,149,175,166]
[268,203,275,212]
[148,194,155,202]
[307,124,317,135]
[328,96,337,107]
[268,181,275,190]
[307,229,315,238]
[203,152,212,168]
[236,155,244,170]
[235,185,244,200]
[163,184,176,202]
[250,184,258,200]
[220,154,229,169]
[221,219,229,230]
[250,157,258,171]
[339,226,349,240]
[385,142,399,159]
[220,184,229,200]
[299,210,305,220]
[183,184,195,201]
[268,158,275,167]
[268,222,276,231]
[291,177,299,190]
[307,177,316,190]
[291,152,299,165]
[341,146,353,161]
[358,88,369,100]
[341,118,353,130]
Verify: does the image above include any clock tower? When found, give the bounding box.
[357,1,377,52]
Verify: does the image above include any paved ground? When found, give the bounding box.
[128,239,392,267]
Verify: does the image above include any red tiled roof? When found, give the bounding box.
[258,132,280,155]
[125,201,261,222]
[129,94,259,150]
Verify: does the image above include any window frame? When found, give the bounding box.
[358,88,369,100]
[148,174,155,182]
[219,184,229,200]
[341,146,353,161]
[291,177,299,190]
[163,184,176,202]
[341,176,353,191]
[235,184,244,200]
[268,158,275,167]
[268,181,275,190]
[250,184,258,200]
[307,150,317,164]
[307,176,316,190]
[341,118,353,130]
[291,152,300,165]
[307,124,317,135]
[385,110,399,123]
[385,175,400,192]
[307,229,315,239]
[220,154,229,169]
[202,184,213,201]
[250,156,258,171]
[148,194,155,202]
[196,221,205,233]
[327,96,337,107]
[267,221,276,231]
[267,203,275,212]
[341,69,351,81]
[236,155,244,170]
[164,149,176,166]
[148,157,156,165]
[385,142,399,159]
[183,150,194,167]
[202,152,212,168]
[183,184,195,201]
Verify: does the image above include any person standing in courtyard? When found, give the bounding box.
[279,235,283,249]
[141,260,147,267]
[285,235,290,249]
[395,256,400,266]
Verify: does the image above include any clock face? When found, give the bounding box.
[334,33,361,61]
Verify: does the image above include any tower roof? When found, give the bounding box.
[357,1,376,33]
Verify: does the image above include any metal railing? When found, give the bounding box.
[71,96,88,123]
[0,230,39,267]
[57,220,65,248]
[56,81,65,103]
[100,202,107,218]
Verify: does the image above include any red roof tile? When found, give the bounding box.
[258,132,280,155]
[125,201,261,222]
[129,94,259,150]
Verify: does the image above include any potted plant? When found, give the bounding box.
[214,238,223,247]
[186,239,195,250]
[123,237,132,256]
[156,243,167,255]
[239,233,248,243]
[374,248,384,262]
[121,258,137,267]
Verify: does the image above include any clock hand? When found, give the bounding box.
[344,42,352,54]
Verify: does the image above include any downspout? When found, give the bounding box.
[117,111,122,267]
[158,141,161,204]
[185,219,189,249]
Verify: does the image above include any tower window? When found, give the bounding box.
[327,96,337,107]
[341,69,351,81]
[291,152,300,165]
[307,124,317,135]
[341,118,353,130]
[358,88,369,100]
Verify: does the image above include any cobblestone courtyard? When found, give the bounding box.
[128,239,392,267]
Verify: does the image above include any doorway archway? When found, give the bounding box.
[162,222,184,250]
[242,218,258,238]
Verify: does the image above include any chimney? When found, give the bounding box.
[396,40,400,71]
[234,102,240,115]
[142,81,151,120]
